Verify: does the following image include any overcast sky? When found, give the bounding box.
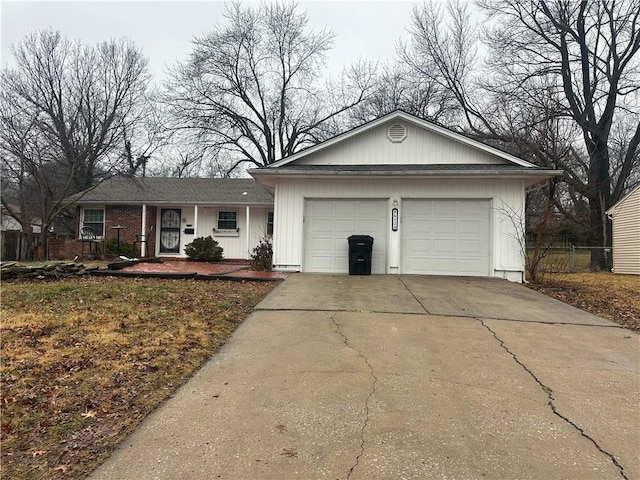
[1,1,417,82]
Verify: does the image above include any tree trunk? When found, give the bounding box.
[587,137,611,270]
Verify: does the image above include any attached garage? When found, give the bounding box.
[401,199,490,276]
[250,111,560,283]
[304,199,387,273]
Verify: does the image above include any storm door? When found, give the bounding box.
[160,208,181,254]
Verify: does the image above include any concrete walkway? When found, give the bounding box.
[89,274,639,480]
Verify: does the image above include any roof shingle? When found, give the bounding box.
[73,177,273,206]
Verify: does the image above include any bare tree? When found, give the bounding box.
[479,0,640,268]
[347,63,461,126]
[164,2,377,172]
[402,0,640,269]
[0,30,150,259]
[399,1,503,135]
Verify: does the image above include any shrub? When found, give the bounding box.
[103,239,135,258]
[250,237,273,271]
[184,236,223,262]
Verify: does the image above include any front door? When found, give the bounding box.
[160,208,181,254]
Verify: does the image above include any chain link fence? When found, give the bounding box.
[526,246,613,273]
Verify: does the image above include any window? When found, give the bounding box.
[267,211,274,236]
[217,211,237,230]
[82,208,104,237]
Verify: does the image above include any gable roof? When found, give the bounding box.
[72,177,273,206]
[606,184,640,214]
[250,111,561,187]
[268,110,540,169]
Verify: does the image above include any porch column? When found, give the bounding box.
[141,204,147,257]
[194,205,199,236]
[246,205,250,259]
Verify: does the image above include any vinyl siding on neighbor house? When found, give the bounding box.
[273,177,525,280]
[609,187,640,275]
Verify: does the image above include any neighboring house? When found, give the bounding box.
[250,110,560,282]
[1,205,41,261]
[71,177,273,259]
[606,185,640,275]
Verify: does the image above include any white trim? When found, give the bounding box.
[606,184,640,214]
[269,111,538,169]
[141,204,147,257]
[245,205,250,257]
[80,206,105,238]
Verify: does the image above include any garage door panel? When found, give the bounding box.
[309,237,334,250]
[432,258,458,272]
[335,219,357,232]
[434,203,457,216]
[459,259,483,273]
[304,199,387,273]
[407,219,432,234]
[402,199,490,276]
[408,238,432,252]
[308,201,334,215]
[433,239,456,253]
[358,202,383,216]
[459,202,485,215]
[459,219,482,234]
[310,218,334,233]
[458,239,483,254]
[308,255,333,271]
[357,219,383,231]
[434,219,456,234]
[340,203,357,215]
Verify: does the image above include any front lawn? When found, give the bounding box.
[1,277,276,480]
[528,272,640,331]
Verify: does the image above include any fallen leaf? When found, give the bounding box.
[281,447,297,458]
[275,423,287,434]
[80,410,96,419]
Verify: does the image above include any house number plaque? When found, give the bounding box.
[392,208,398,231]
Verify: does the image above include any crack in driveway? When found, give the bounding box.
[480,319,629,480]
[331,315,377,480]
[397,276,430,314]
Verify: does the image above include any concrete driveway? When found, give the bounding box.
[90,274,639,480]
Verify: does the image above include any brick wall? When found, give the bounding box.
[49,238,83,260]
[105,205,142,244]
[49,205,159,260]
[105,205,157,257]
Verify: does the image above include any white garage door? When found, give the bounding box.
[401,199,490,276]
[304,199,387,273]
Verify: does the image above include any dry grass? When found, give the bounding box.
[529,272,640,331]
[1,277,276,480]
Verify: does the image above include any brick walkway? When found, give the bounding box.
[122,259,289,280]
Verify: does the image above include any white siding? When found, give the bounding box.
[155,205,270,260]
[610,188,640,275]
[273,177,525,280]
[296,121,509,166]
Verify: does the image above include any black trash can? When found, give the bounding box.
[348,235,374,275]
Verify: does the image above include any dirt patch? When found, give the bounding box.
[528,272,640,331]
[1,277,276,480]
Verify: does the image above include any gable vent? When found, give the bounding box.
[387,123,407,143]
